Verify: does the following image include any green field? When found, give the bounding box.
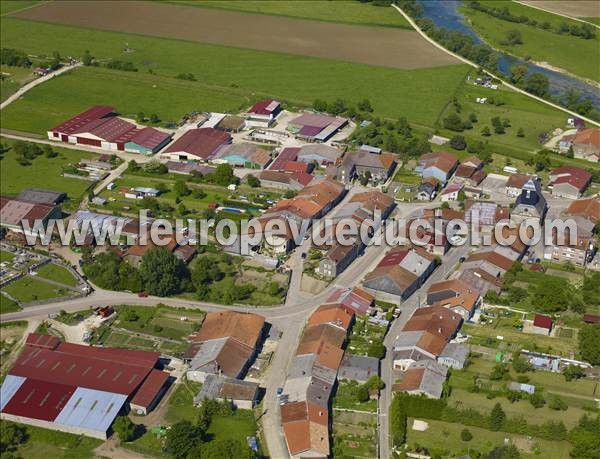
[2,276,76,303]
[406,417,572,459]
[36,263,78,287]
[0,250,15,262]
[0,294,20,314]
[3,421,102,459]
[0,0,40,15]
[0,17,470,127]
[1,64,35,102]
[582,17,600,26]
[168,0,411,28]
[462,1,600,82]
[0,137,98,203]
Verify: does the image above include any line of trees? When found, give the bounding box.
[0,48,31,67]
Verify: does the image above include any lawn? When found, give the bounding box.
[461,1,600,82]
[0,0,40,15]
[168,0,411,28]
[3,421,103,459]
[35,263,78,287]
[2,276,76,303]
[346,318,388,357]
[0,64,35,102]
[333,379,378,412]
[165,380,202,423]
[332,410,378,459]
[0,250,15,262]
[406,417,572,459]
[0,17,470,127]
[0,137,98,206]
[206,409,258,444]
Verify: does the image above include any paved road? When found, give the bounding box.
[0,63,82,110]
[378,242,471,459]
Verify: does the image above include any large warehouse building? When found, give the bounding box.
[0,333,170,439]
[47,105,172,154]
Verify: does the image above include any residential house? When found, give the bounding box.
[245,99,281,128]
[565,196,600,223]
[511,178,547,224]
[531,314,553,336]
[324,287,374,317]
[363,246,438,303]
[461,250,514,280]
[505,173,531,198]
[426,278,482,321]
[337,354,379,383]
[438,343,469,370]
[454,156,486,186]
[184,311,265,382]
[417,178,438,201]
[415,151,458,185]
[338,148,397,184]
[161,128,231,162]
[440,183,463,202]
[194,374,259,409]
[559,128,600,162]
[297,144,343,167]
[258,170,313,191]
[393,360,449,399]
[549,166,592,199]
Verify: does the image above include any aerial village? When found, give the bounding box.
[1,96,600,459]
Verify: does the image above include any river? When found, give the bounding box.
[417,0,600,110]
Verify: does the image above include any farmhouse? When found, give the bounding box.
[415,151,458,185]
[184,311,265,382]
[565,196,600,223]
[437,343,469,370]
[296,144,343,167]
[549,166,592,199]
[161,128,231,162]
[258,170,313,191]
[288,113,348,142]
[325,287,374,317]
[559,128,600,162]
[505,173,531,197]
[194,374,259,409]
[0,196,61,236]
[393,360,448,399]
[245,99,282,128]
[0,333,169,439]
[337,354,379,383]
[362,246,437,303]
[338,148,397,184]
[440,183,463,202]
[454,156,484,184]
[416,178,438,201]
[426,278,482,321]
[48,106,171,154]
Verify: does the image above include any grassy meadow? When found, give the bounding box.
[167,0,411,28]
[462,1,600,82]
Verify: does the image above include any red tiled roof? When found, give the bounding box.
[533,314,553,330]
[550,167,592,191]
[572,128,600,150]
[163,128,231,160]
[25,333,61,350]
[2,378,75,421]
[130,127,171,149]
[269,147,300,170]
[130,369,169,409]
[248,99,280,116]
[583,314,600,324]
[50,105,114,135]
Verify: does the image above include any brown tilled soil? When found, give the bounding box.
[12,0,458,70]
[520,1,600,18]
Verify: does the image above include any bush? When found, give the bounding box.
[529,392,545,408]
[356,384,370,403]
[460,428,473,441]
[450,135,467,150]
[549,397,568,411]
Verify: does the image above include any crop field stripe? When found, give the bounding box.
[10,0,458,70]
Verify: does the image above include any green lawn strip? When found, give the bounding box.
[2,276,76,303]
[121,429,163,458]
[4,421,103,459]
[206,409,257,443]
[0,17,469,127]
[0,250,16,263]
[406,417,571,459]
[461,1,600,82]
[165,380,202,423]
[333,380,378,413]
[0,295,21,314]
[0,136,98,205]
[35,263,78,287]
[167,0,411,28]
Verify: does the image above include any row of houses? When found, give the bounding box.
[558,127,600,162]
[0,333,170,439]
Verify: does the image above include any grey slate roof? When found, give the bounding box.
[337,354,379,382]
[439,343,469,365]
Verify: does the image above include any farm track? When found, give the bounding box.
[10,0,458,70]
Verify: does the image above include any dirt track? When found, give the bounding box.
[520,1,600,18]
[12,0,458,70]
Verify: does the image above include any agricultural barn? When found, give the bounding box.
[48,106,171,154]
[0,196,62,236]
[245,99,282,128]
[288,113,348,142]
[212,142,271,169]
[0,333,170,439]
[161,128,231,162]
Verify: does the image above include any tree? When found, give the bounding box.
[511,354,532,373]
[443,112,464,132]
[563,364,586,381]
[481,126,491,136]
[450,135,466,150]
[549,396,568,411]
[136,112,146,123]
[165,420,203,459]
[489,402,506,431]
[533,276,572,313]
[0,421,27,453]
[460,428,473,441]
[579,323,600,365]
[510,64,528,85]
[149,113,160,124]
[247,175,260,188]
[313,99,328,112]
[517,128,525,137]
[82,49,94,66]
[365,375,385,391]
[139,247,188,296]
[503,30,523,45]
[356,384,370,403]
[113,416,135,442]
[174,180,191,197]
[357,99,373,112]
[486,444,521,459]
[367,341,385,359]
[525,73,549,97]
[209,163,238,186]
[529,391,545,408]
[490,363,508,381]
[329,98,347,115]
[507,391,522,403]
